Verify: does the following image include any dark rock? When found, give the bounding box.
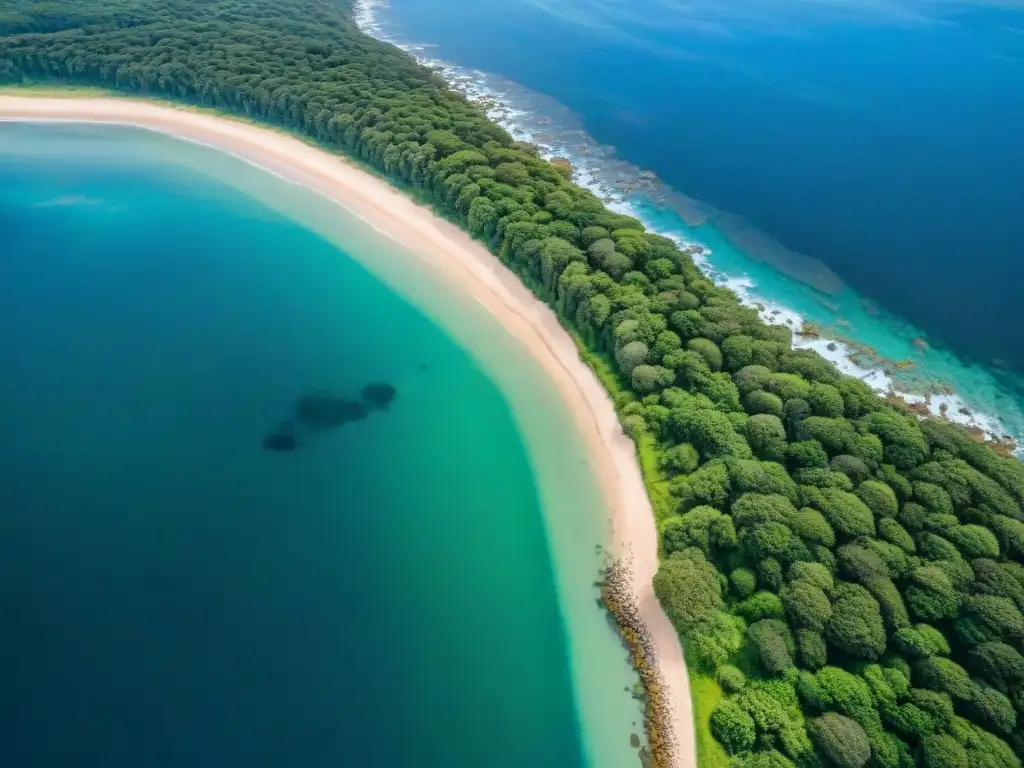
[295,392,368,429]
[361,382,397,410]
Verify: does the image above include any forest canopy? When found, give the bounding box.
[2,2,1023,766]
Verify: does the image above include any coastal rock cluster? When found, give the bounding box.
[263,382,397,452]
[602,558,678,768]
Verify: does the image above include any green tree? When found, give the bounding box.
[782,579,832,632]
[719,665,747,693]
[826,582,887,660]
[831,454,871,484]
[710,700,757,754]
[809,712,871,768]
[730,566,758,599]
[856,480,899,518]
[797,629,828,670]
[652,548,724,634]
[744,389,784,417]
[687,337,723,371]
[919,733,969,768]
[744,414,788,462]
[905,566,961,622]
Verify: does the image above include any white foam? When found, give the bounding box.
[352,0,1019,454]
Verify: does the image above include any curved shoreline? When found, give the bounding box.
[0,96,696,767]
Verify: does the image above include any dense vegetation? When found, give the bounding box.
[3,2,1023,765]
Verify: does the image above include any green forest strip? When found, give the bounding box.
[3,3,1024,767]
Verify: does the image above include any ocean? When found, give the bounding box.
[0,122,643,767]
[355,0,1024,449]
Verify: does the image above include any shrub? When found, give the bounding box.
[920,733,969,768]
[652,548,723,634]
[802,487,876,540]
[710,700,757,754]
[718,664,747,693]
[856,480,899,518]
[793,468,854,490]
[735,364,773,395]
[781,579,832,632]
[826,582,887,660]
[786,440,830,469]
[898,501,929,531]
[809,712,871,768]
[745,414,788,462]
[730,567,758,599]
[659,442,700,475]
[862,538,912,579]
[914,481,955,516]
[687,337,723,371]
[616,339,649,376]
[797,629,828,670]
[905,566,961,621]
[812,666,877,724]
[807,382,845,418]
[964,685,1015,735]
[914,656,974,701]
[787,561,834,592]
[677,459,731,510]
[894,623,950,659]
[737,591,786,622]
[784,506,836,548]
[742,751,797,768]
[691,611,745,671]
[837,543,889,583]
[879,517,916,553]
[799,416,858,455]
[861,410,928,469]
[767,372,812,401]
[748,619,796,675]
[758,557,785,592]
[632,363,675,393]
[661,505,736,557]
[956,595,1024,645]
[968,642,1024,693]
[971,558,1024,608]
[831,454,871,484]
[947,524,1000,559]
[745,389,785,417]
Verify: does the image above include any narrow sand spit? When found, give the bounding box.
[0,95,697,767]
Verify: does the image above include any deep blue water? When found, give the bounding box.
[377,0,1024,376]
[0,123,590,767]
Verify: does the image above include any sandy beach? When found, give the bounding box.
[0,95,696,767]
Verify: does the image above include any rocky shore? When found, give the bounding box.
[602,558,680,768]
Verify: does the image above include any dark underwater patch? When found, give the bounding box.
[268,380,400,452]
[264,423,299,452]
[361,382,397,410]
[295,391,368,430]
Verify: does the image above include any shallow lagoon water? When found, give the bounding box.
[0,123,642,767]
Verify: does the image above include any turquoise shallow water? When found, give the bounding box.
[0,123,642,766]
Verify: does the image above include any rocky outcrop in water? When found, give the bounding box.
[602,558,678,768]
